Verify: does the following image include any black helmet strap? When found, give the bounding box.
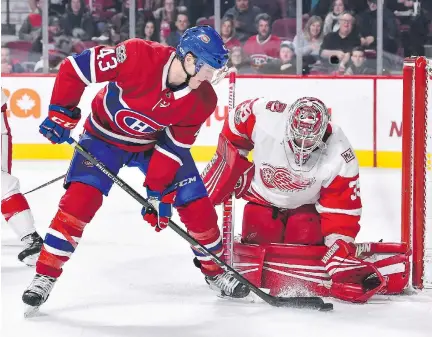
[178,53,198,84]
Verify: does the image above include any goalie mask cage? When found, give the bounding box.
[402,57,432,289]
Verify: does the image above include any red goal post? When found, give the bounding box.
[401,57,432,289]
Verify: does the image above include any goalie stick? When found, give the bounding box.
[222,71,236,266]
[66,137,333,311]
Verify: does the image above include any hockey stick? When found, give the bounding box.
[222,71,236,266]
[23,174,66,195]
[66,137,333,311]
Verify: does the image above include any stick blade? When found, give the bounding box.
[272,296,333,311]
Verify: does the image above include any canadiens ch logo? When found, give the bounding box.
[260,163,315,192]
[199,34,210,43]
[114,109,164,136]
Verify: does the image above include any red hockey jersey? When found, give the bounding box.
[50,39,217,191]
[243,34,281,67]
[221,98,362,241]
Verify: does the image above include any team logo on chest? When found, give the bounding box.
[260,163,316,192]
[114,109,164,136]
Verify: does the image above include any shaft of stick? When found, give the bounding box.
[222,71,236,266]
[23,174,66,195]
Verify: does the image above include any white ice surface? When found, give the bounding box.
[1,161,431,337]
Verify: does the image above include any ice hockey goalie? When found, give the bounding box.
[202,96,410,303]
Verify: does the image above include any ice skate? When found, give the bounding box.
[206,271,250,298]
[22,273,56,317]
[18,232,43,267]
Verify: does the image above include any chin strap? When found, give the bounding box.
[179,55,197,85]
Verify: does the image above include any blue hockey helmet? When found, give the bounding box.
[176,25,229,73]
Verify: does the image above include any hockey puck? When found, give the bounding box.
[319,302,334,311]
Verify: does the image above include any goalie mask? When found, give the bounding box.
[286,97,330,164]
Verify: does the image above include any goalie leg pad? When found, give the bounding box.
[241,202,286,244]
[284,204,323,245]
[201,133,254,205]
[233,242,266,288]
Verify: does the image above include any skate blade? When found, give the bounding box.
[217,288,270,303]
[24,305,41,318]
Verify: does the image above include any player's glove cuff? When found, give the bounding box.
[48,105,81,129]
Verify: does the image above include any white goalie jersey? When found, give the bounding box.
[221,97,362,240]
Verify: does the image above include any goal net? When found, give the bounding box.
[402,57,432,289]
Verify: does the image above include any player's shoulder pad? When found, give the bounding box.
[121,39,174,62]
[324,123,359,178]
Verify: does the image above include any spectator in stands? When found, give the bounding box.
[305,0,365,18]
[1,47,25,73]
[223,0,262,43]
[19,1,43,42]
[153,0,187,44]
[320,11,361,71]
[357,0,399,53]
[28,0,68,16]
[280,0,298,18]
[230,46,255,74]
[60,0,95,41]
[346,0,369,15]
[153,0,182,27]
[323,0,346,34]
[142,0,163,11]
[91,21,118,46]
[306,0,333,19]
[388,0,415,20]
[26,15,64,62]
[183,0,214,27]
[220,17,241,51]
[50,0,68,15]
[293,15,323,63]
[29,0,38,12]
[111,0,146,43]
[344,46,376,74]
[87,0,118,35]
[260,40,297,74]
[166,12,189,47]
[404,1,432,57]
[142,18,160,42]
[243,13,281,68]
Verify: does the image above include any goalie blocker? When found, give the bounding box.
[202,133,254,205]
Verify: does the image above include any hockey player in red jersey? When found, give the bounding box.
[22,26,250,314]
[243,13,281,68]
[202,97,410,303]
[1,88,43,266]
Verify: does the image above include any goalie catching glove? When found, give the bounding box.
[322,239,386,303]
[202,133,254,205]
[39,105,81,144]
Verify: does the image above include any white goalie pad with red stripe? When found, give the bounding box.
[201,133,254,205]
[233,241,410,300]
